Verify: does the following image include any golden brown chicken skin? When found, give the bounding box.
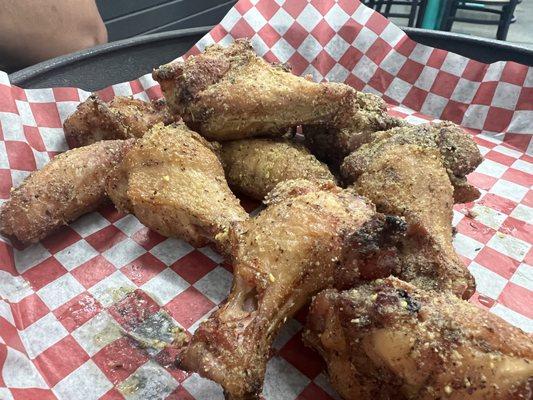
[0,139,134,243]
[152,39,356,141]
[303,91,404,167]
[63,94,175,147]
[105,122,247,249]
[339,123,481,298]
[305,277,533,400]
[342,122,483,203]
[177,179,397,400]
[220,138,335,200]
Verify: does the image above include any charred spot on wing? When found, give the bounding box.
[335,214,408,286]
[349,214,407,254]
[396,288,421,313]
[173,355,185,370]
[384,215,407,235]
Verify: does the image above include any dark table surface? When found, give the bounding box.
[9,27,533,92]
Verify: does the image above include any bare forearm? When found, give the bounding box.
[0,0,107,70]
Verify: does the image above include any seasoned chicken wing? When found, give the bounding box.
[220,138,335,200]
[339,123,481,298]
[342,122,483,203]
[303,91,404,167]
[0,139,134,243]
[177,179,395,399]
[105,122,247,249]
[63,94,175,147]
[153,39,355,141]
[305,277,533,400]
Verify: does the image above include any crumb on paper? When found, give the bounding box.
[466,208,478,219]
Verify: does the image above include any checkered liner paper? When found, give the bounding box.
[0,0,531,399]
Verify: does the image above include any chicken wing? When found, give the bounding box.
[63,94,175,147]
[339,123,481,298]
[0,139,134,243]
[305,277,533,400]
[220,138,335,200]
[152,39,356,141]
[177,179,405,399]
[303,91,404,167]
[105,122,248,249]
[342,122,483,203]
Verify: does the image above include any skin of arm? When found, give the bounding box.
[0,0,107,71]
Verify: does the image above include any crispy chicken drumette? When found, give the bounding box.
[152,39,356,141]
[105,122,247,249]
[63,95,175,147]
[305,277,533,400]
[339,122,482,298]
[303,91,405,167]
[177,179,402,399]
[220,138,335,200]
[0,139,134,243]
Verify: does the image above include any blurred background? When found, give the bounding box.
[95,0,236,43]
[365,0,532,45]
[1,0,531,72]
[94,0,531,46]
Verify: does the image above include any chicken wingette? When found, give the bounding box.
[305,277,533,400]
[64,95,175,147]
[153,39,356,141]
[341,122,483,203]
[0,139,134,243]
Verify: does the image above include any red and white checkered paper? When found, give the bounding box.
[0,0,532,399]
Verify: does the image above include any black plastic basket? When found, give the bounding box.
[9,27,533,91]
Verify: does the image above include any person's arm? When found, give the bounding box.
[0,0,107,71]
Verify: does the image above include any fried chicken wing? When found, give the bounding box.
[0,139,134,243]
[105,122,247,249]
[305,277,533,400]
[177,179,393,399]
[152,39,355,141]
[303,91,404,166]
[220,138,335,200]
[342,122,483,202]
[339,123,481,298]
[64,94,175,147]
